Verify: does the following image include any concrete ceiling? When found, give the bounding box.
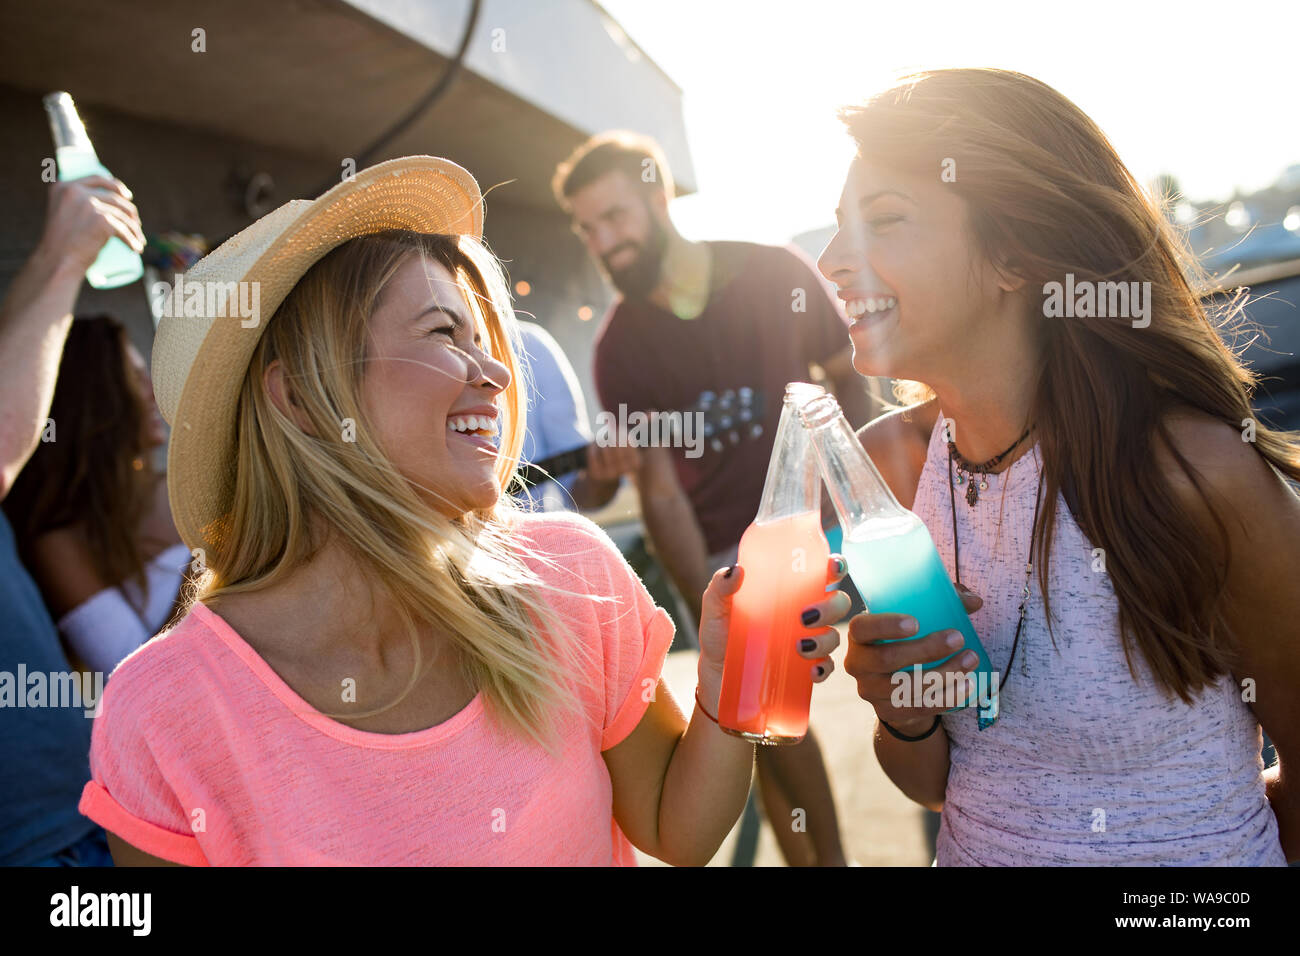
[0,0,692,209]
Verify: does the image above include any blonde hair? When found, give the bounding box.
[184,230,605,754]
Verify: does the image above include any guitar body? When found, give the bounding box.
[513,387,772,488]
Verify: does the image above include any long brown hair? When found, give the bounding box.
[840,68,1300,703]
[5,314,154,615]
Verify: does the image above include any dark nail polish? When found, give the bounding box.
[801,608,819,626]
[799,638,816,652]
[815,665,826,677]
[722,565,734,578]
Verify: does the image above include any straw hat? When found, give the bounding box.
[151,155,484,554]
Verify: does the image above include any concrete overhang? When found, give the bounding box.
[0,0,695,209]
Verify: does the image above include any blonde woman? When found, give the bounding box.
[821,69,1300,864]
[77,158,850,866]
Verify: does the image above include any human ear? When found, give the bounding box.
[997,268,1027,293]
[992,254,1028,294]
[264,358,315,435]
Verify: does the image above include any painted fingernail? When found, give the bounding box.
[960,651,978,668]
[800,638,817,652]
[900,617,918,635]
[815,665,826,678]
[835,557,848,575]
[946,631,963,648]
[801,608,820,626]
[722,565,734,578]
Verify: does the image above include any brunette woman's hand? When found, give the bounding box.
[842,582,984,734]
[695,555,853,714]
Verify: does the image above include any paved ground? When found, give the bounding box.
[633,622,935,867]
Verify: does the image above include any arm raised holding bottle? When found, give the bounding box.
[0,174,142,498]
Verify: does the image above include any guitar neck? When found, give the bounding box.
[515,445,589,489]
[513,387,768,488]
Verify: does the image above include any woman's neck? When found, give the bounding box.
[928,346,1040,475]
[218,533,438,668]
[917,288,1042,472]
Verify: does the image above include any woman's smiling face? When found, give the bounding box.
[817,157,1011,385]
[359,253,511,519]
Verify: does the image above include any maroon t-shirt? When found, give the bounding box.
[592,241,851,555]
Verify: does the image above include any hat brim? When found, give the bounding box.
[160,156,484,555]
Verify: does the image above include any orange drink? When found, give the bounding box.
[717,383,830,744]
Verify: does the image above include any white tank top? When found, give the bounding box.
[911,410,1285,865]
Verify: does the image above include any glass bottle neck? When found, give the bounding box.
[754,384,824,524]
[798,393,912,538]
[43,93,93,153]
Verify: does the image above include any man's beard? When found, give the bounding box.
[602,216,669,301]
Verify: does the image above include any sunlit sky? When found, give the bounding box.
[600,0,1299,246]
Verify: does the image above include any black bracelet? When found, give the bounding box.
[880,716,941,742]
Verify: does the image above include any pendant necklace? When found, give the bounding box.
[946,424,1044,730]
[947,425,1031,507]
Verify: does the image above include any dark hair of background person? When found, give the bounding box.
[552,130,675,211]
[4,314,154,616]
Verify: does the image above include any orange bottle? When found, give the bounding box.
[717,383,831,744]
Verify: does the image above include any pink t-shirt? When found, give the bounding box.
[78,511,676,865]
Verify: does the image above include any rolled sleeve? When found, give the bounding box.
[77,667,207,865]
[78,780,208,866]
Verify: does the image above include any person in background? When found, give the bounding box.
[554,131,872,866]
[512,319,697,649]
[0,173,145,866]
[511,319,637,513]
[5,314,190,676]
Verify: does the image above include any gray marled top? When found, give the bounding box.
[912,410,1285,866]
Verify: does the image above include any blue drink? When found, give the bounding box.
[795,391,1000,728]
[841,517,997,721]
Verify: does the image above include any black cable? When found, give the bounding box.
[308,0,483,198]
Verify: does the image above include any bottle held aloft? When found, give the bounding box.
[43,91,144,290]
